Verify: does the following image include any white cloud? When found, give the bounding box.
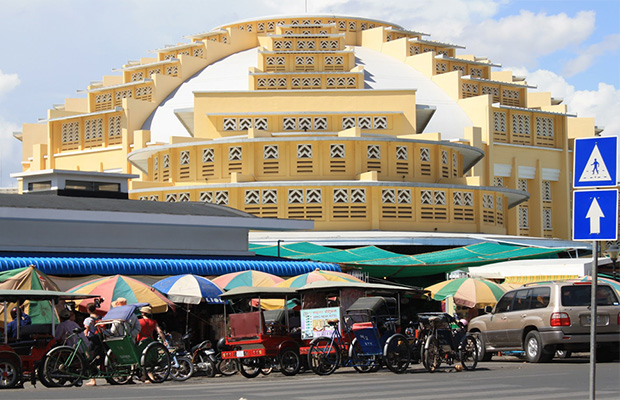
[519,68,620,137]
[453,10,596,68]
[563,34,620,77]
[0,70,20,98]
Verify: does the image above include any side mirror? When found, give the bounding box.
[484,305,493,314]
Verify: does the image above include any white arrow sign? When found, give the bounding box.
[585,197,605,234]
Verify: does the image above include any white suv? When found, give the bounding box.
[468,282,620,362]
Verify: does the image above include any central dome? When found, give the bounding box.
[144,46,472,143]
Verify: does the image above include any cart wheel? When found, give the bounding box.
[307,337,340,376]
[42,346,85,387]
[424,336,441,373]
[384,334,411,374]
[170,356,194,381]
[348,338,379,373]
[103,349,134,385]
[217,358,238,376]
[279,349,301,376]
[459,335,478,371]
[238,358,261,378]
[0,357,21,389]
[141,341,170,383]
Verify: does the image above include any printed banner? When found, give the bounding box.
[301,307,341,340]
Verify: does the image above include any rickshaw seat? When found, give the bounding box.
[19,324,52,340]
[352,322,383,355]
[229,311,265,339]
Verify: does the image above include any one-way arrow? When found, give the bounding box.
[585,197,605,234]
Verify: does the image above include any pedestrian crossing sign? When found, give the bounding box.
[573,136,618,188]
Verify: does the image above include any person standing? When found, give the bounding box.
[137,306,167,345]
[83,303,101,386]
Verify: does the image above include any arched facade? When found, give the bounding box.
[18,15,597,240]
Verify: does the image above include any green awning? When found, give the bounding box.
[249,242,567,278]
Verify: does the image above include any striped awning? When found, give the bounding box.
[504,275,580,284]
[0,255,339,277]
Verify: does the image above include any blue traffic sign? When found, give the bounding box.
[573,189,618,241]
[573,136,618,188]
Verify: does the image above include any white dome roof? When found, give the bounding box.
[143,46,473,143]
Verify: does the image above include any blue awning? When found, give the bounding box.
[0,255,340,277]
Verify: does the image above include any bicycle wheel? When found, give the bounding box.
[170,356,194,381]
[279,349,301,376]
[424,336,441,373]
[307,337,340,376]
[141,341,171,383]
[349,338,379,373]
[104,349,134,385]
[0,357,21,389]
[217,358,238,376]
[384,334,410,374]
[42,346,85,387]
[459,335,478,371]
[238,357,261,378]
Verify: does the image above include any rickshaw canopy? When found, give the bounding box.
[219,286,299,300]
[100,303,148,322]
[0,289,100,302]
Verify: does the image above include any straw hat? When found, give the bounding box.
[140,305,152,314]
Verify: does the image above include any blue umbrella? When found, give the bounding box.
[153,274,224,305]
[153,274,225,333]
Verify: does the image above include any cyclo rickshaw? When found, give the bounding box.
[417,312,478,372]
[219,286,303,378]
[41,302,171,386]
[298,281,422,375]
[0,289,98,389]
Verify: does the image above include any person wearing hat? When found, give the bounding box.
[136,306,167,345]
[55,308,86,348]
[7,305,31,339]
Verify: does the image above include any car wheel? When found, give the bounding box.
[524,331,553,363]
[473,333,492,362]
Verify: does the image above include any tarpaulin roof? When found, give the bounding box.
[0,255,339,277]
[249,242,567,278]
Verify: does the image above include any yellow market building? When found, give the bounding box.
[14,15,606,245]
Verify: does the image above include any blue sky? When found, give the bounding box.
[0,0,618,186]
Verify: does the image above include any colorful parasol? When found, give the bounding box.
[276,269,364,288]
[212,270,284,291]
[570,276,620,295]
[0,265,60,326]
[153,274,225,305]
[67,275,174,314]
[425,277,506,308]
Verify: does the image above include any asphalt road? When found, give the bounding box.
[4,355,620,400]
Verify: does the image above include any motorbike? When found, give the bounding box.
[165,332,195,381]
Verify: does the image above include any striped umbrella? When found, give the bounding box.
[212,270,283,291]
[425,277,506,308]
[276,269,363,288]
[153,274,224,304]
[67,275,174,314]
[570,276,620,295]
[0,265,60,325]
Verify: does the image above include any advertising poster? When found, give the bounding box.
[301,307,341,340]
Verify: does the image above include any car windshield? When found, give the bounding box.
[561,285,619,306]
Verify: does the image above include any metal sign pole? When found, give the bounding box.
[589,240,598,400]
